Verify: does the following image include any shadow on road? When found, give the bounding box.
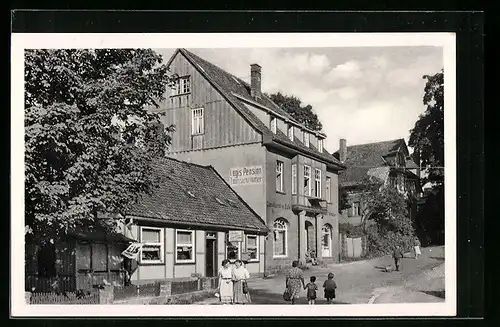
[429,256,445,261]
[234,289,352,305]
[420,290,445,299]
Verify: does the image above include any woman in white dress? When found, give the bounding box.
[414,237,422,259]
[217,259,234,304]
[232,259,251,304]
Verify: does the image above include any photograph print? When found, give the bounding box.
[12,33,456,317]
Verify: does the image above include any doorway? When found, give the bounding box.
[205,232,217,277]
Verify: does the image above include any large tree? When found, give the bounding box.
[408,69,445,245]
[25,49,174,239]
[268,92,323,131]
[409,69,444,185]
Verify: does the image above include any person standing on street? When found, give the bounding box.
[322,272,337,304]
[392,245,404,271]
[218,259,234,304]
[413,237,422,259]
[305,276,318,305]
[285,260,306,305]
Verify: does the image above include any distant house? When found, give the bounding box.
[25,157,269,292]
[153,48,346,272]
[333,138,421,226]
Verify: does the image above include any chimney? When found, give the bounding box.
[250,64,262,99]
[339,138,347,163]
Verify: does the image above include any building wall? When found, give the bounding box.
[155,52,262,152]
[169,143,267,219]
[129,224,266,282]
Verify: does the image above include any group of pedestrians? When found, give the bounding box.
[217,259,252,305]
[284,260,338,305]
[392,237,422,272]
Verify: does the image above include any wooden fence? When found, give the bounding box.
[29,290,100,304]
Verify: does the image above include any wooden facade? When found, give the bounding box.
[153,53,261,153]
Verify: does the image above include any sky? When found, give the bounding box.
[156,47,443,153]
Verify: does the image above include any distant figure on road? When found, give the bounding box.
[305,276,318,305]
[392,245,404,271]
[413,237,422,259]
[323,272,337,304]
[285,260,306,305]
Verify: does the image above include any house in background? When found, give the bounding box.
[25,157,269,292]
[152,48,346,273]
[333,138,421,226]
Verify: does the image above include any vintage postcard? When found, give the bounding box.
[11,32,456,317]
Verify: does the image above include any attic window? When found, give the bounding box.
[304,132,310,147]
[270,116,277,134]
[171,76,191,96]
[215,197,227,206]
[288,125,294,141]
[318,139,324,152]
[226,199,238,208]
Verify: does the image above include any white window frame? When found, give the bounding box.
[172,76,191,96]
[139,227,164,264]
[304,165,312,196]
[175,229,196,264]
[318,139,323,152]
[304,132,310,147]
[288,125,294,141]
[291,164,297,195]
[270,116,277,134]
[273,219,288,258]
[276,161,284,192]
[321,224,333,258]
[326,176,331,203]
[226,233,241,261]
[314,169,322,198]
[191,108,204,135]
[245,235,259,262]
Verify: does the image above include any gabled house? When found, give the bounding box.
[25,157,269,292]
[333,138,420,226]
[152,49,346,272]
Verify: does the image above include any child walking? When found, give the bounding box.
[304,276,318,305]
[323,273,337,304]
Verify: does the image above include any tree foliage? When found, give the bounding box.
[353,177,416,256]
[409,69,444,184]
[267,92,323,131]
[25,49,174,239]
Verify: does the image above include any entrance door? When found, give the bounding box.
[205,232,217,277]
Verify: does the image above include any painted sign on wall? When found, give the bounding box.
[228,230,244,242]
[229,166,263,186]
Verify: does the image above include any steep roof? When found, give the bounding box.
[170,49,345,170]
[127,157,269,234]
[334,139,407,186]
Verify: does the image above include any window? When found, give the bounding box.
[304,132,310,147]
[314,169,321,198]
[326,176,331,202]
[175,230,195,263]
[191,108,204,135]
[304,165,311,196]
[349,202,360,217]
[37,242,56,277]
[291,164,297,195]
[276,161,284,192]
[321,225,332,257]
[226,233,241,260]
[270,116,277,134]
[288,125,294,141]
[172,76,191,95]
[318,139,323,152]
[273,219,288,257]
[245,235,259,262]
[140,227,164,264]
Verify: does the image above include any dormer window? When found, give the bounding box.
[318,138,323,153]
[288,125,294,141]
[171,76,191,96]
[303,132,310,147]
[270,116,277,134]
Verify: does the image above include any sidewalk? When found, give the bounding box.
[194,246,445,305]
